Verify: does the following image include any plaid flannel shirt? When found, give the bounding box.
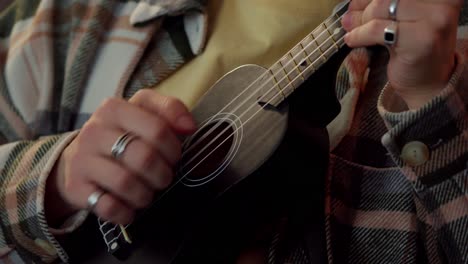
[0,0,467,263]
[0,0,206,262]
[275,8,468,264]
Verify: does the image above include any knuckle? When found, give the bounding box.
[368,0,384,18]
[114,170,134,193]
[374,0,386,9]
[133,89,153,102]
[162,96,178,109]
[67,147,85,169]
[369,20,384,36]
[135,190,152,208]
[100,200,120,221]
[348,0,361,10]
[80,121,101,140]
[162,96,185,115]
[150,123,169,143]
[139,147,157,171]
[432,10,451,29]
[98,98,120,116]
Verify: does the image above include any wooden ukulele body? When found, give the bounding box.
[69,2,350,261]
[77,64,290,264]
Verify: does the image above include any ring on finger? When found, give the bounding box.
[111,132,136,159]
[87,190,105,211]
[388,0,399,21]
[384,21,398,47]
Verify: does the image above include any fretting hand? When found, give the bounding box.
[341,0,463,109]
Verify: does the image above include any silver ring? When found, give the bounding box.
[111,132,136,159]
[87,190,104,211]
[384,22,398,47]
[389,0,399,21]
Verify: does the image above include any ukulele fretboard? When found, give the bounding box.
[258,1,349,107]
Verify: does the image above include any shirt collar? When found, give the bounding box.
[130,0,205,25]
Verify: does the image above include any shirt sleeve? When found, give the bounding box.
[0,131,90,264]
[377,48,468,263]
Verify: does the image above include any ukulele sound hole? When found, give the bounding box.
[179,117,241,187]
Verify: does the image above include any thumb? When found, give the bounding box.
[129,89,197,134]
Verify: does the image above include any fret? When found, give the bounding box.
[283,49,304,90]
[300,35,318,73]
[313,35,328,63]
[301,35,319,69]
[256,69,285,107]
[334,1,350,17]
[325,12,340,28]
[334,12,341,21]
[288,47,307,81]
[278,60,293,83]
[268,69,286,99]
[297,43,314,77]
[313,27,333,62]
[276,59,295,97]
[323,22,332,36]
[277,56,298,97]
[329,33,340,51]
[326,13,346,38]
[298,43,311,65]
[323,21,340,50]
[270,61,294,97]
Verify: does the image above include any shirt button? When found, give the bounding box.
[34,238,57,256]
[401,141,430,166]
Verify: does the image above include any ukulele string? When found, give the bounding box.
[179,9,348,159]
[151,25,346,212]
[179,14,347,171]
[179,35,346,179]
[117,11,347,233]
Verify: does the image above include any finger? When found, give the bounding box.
[349,0,462,13]
[348,0,371,11]
[129,89,197,134]
[94,192,134,225]
[344,19,416,49]
[73,183,134,224]
[419,0,463,8]
[363,0,428,22]
[94,98,182,165]
[343,0,429,32]
[84,156,154,210]
[113,135,175,190]
[341,11,363,32]
[93,127,175,189]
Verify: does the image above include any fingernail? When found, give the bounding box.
[176,115,196,131]
[344,33,350,43]
[341,13,351,31]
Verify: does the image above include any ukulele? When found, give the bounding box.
[71,1,350,263]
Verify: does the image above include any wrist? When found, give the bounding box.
[45,152,77,228]
[397,85,445,110]
[394,54,456,110]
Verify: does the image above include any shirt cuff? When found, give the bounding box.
[36,131,86,263]
[377,52,466,126]
[377,52,467,186]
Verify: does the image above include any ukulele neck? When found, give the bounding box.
[258,1,349,107]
